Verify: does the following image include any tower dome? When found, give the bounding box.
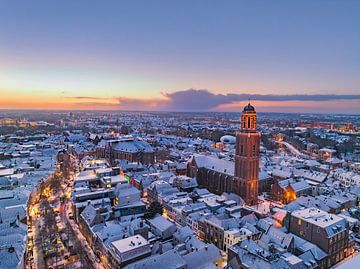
[241,102,257,131]
[243,102,255,112]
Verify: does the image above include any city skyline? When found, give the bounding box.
[1,1,360,113]
[1,2,360,269]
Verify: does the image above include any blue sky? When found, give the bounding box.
[0,0,359,112]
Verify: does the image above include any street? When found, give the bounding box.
[26,153,102,269]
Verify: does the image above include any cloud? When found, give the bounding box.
[118,97,168,110]
[156,89,360,111]
[65,96,111,100]
[67,89,360,113]
[161,89,228,110]
[74,101,119,107]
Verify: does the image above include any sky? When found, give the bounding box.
[0,0,359,113]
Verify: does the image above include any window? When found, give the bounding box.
[240,145,244,154]
[252,145,256,156]
[298,219,302,225]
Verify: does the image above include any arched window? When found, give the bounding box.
[247,117,250,129]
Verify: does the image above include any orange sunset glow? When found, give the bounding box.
[0,1,359,113]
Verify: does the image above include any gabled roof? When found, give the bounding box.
[173,226,194,243]
[182,244,221,269]
[190,154,234,176]
[113,140,153,153]
[81,204,100,226]
[147,215,176,232]
[127,250,186,269]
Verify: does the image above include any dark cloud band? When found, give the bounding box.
[161,89,360,110]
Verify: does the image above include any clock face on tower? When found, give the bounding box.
[234,102,260,205]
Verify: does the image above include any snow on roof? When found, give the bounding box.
[326,157,343,164]
[192,154,234,176]
[281,252,303,265]
[147,215,175,232]
[294,169,327,183]
[0,246,22,269]
[304,160,321,167]
[271,168,292,179]
[259,171,270,181]
[0,168,14,177]
[182,244,221,269]
[319,148,336,153]
[290,180,311,192]
[110,234,149,254]
[291,207,345,230]
[116,184,140,198]
[113,140,153,153]
[128,250,186,269]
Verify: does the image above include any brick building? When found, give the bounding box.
[285,207,352,268]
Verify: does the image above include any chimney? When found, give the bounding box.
[8,245,15,253]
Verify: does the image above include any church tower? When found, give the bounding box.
[234,102,260,205]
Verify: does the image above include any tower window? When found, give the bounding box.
[240,145,244,154]
[247,117,250,129]
[252,145,256,156]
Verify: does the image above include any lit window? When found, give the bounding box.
[298,219,302,225]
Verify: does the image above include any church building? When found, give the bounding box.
[187,102,261,205]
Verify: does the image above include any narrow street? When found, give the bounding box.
[63,200,104,269]
[26,153,101,269]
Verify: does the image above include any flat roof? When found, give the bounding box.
[110,235,149,253]
[292,207,343,228]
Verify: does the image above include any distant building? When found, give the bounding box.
[307,143,319,154]
[0,118,17,125]
[319,148,337,160]
[334,170,360,187]
[97,138,155,164]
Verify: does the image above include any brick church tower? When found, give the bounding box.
[234,102,260,205]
